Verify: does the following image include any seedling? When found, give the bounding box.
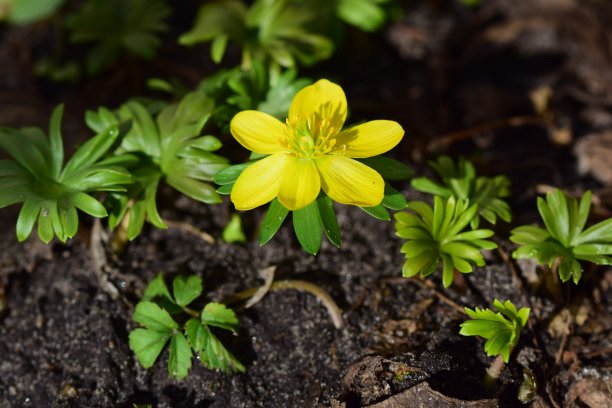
[411,156,512,228]
[460,299,530,382]
[86,91,229,240]
[214,79,408,254]
[179,0,333,71]
[129,274,245,379]
[394,196,497,287]
[510,189,612,284]
[0,105,132,243]
[67,0,170,75]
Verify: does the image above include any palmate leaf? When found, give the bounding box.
[86,93,229,239]
[130,274,245,378]
[510,189,612,284]
[411,156,512,228]
[460,299,530,363]
[66,0,170,75]
[395,196,497,287]
[0,105,132,243]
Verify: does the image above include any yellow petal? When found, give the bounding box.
[288,79,347,132]
[278,158,321,210]
[230,110,287,154]
[315,155,384,207]
[231,154,288,210]
[333,120,404,158]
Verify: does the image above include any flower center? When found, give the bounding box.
[280,114,339,159]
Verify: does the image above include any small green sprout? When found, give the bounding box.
[129,274,245,379]
[510,189,612,284]
[179,0,334,71]
[0,105,132,243]
[460,299,530,363]
[411,156,512,228]
[394,196,497,287]
[222,213,247,244]
[86,91,229,240]
[67,0,170,75]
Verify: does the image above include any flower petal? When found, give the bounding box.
[315,155,384,207]
[278,158,321,210]
[230,110,286,154]
[333,120,404,158]
[231,154,288,210]
[288,79,347,132]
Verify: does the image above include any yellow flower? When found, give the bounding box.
[229,79,404,211]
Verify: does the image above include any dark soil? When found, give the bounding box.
[1,0,611,407]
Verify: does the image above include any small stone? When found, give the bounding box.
[60,384,78,399]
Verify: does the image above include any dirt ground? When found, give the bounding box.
[1,0,611,407]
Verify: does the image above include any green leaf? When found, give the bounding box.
[394,195,496,287]
[127,200,147,241]
[578,218,612,244]
[316,195,341,247]
[213,162,252,185]
[166,175,222,204]
[62,126,122,178]
[70,192,107,218]
[222,213,246,244]
[168,332,193,379]
[411,177,451,197]
[201,303,239,334]
[217,183,233,195]
[143,273,173,302]
[460,300,530,363]
[200,331,245,373]
[59,204,79,239]
[211,35,229,63]
[133,301,178,332]
[381,185,408,210]
[360,204,390,221]
[259,199,289,246]
[48,104,64,179]
[37,205,55,243]
[336,0,388,32]
[190,135,222,152]
[129,328,171,369]
[172,275,203,308]
[293,202,321,255]
[185,318,208,352]
[358,156,412,180]
[16,198,40,242]
[0,127,49,177]
[512,189,612,284]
